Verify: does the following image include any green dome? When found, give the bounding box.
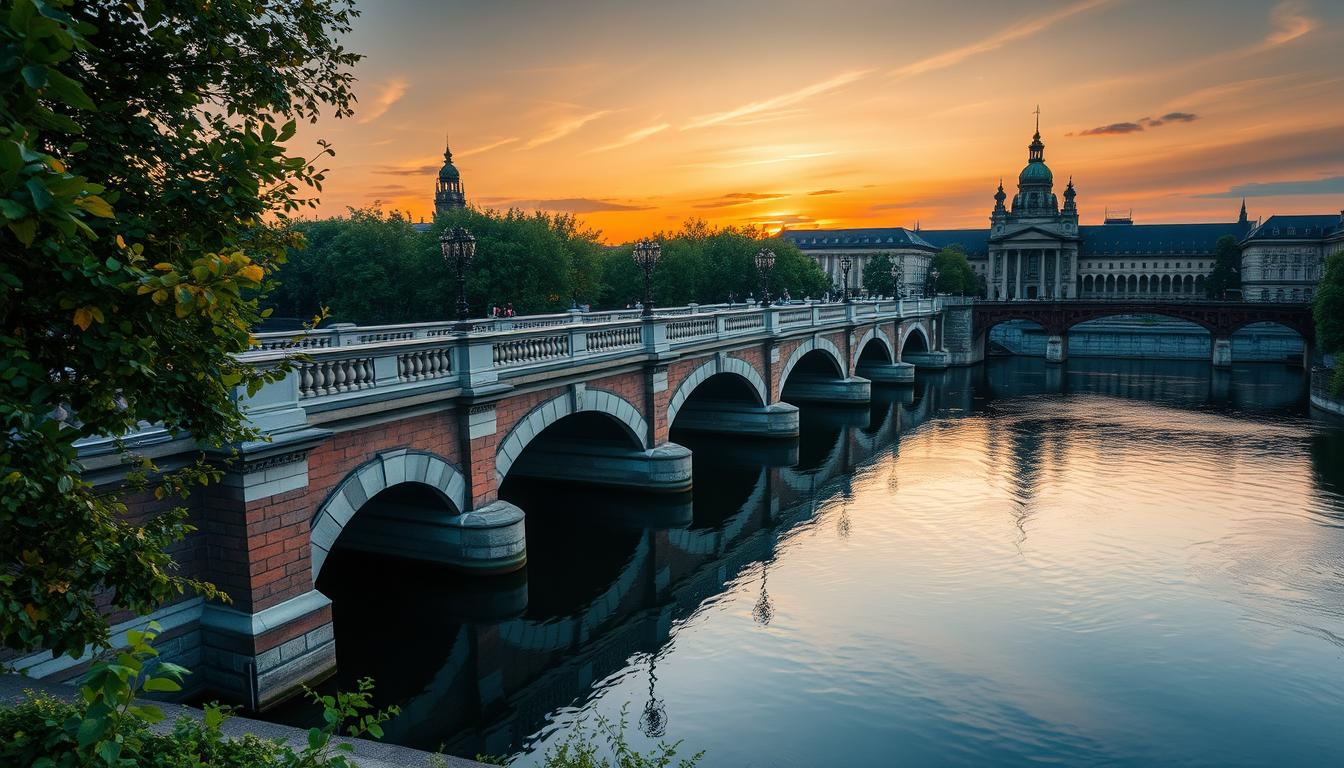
[1019,160,1053,184]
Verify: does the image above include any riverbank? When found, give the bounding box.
[0,674,486,768]
[1311,366,1344,418]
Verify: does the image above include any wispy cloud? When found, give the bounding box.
[808,189,843,196]
[1265,1,1318,46]
[458,137,519,158]
[693,192,788,209]
[683,70,871,129]
[495,197,652,213]
[588,122,671,154]
[685,151,835,170]
[1196,175,1344,199]
[889,0,1111,79]
[521,110,613,150]
[358,76,409,124]
[1071,111,1199,137]
[371,163,439,176]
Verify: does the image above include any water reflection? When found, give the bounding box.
[296,358,1344,767]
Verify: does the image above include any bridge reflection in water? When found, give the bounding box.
[280,358,1321,762]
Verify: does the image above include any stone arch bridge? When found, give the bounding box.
[45,298,970,709]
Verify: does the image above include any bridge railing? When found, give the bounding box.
[226,298,949,419]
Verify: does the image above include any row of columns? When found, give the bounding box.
[991,248,1074,300]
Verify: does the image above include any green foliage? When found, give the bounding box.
[861,252,896,296]
[1314,251,1344,354]
[269,214,830,321]
[1205,235,1241,299]
[0,0,360,657]
[0,623,401,767]
[534,706,702,768]
[929,245,979,295]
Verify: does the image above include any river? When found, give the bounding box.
[299,358,1344,767]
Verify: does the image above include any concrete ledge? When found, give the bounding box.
[902,351,950,369]
[338,499,527,574]
[1311,392,1344,418]
[855,361,915,384]
[509,440,693,492]
[782,375,872,404]
[673,400,800,438]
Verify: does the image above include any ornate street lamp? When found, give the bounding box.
[633,239,661,317]
[840,255,852,303]
[755,247,776,307]
[929,267,941,297]
[440,227,475,327]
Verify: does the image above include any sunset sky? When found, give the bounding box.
[298,0,1344,243]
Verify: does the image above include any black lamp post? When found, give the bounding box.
[755,248,776,307]
[440,227,475,327]
[840,255,852,303]
[929,267,941,297]
[633,239,661,317]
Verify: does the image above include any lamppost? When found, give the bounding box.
[840,255,852,303]
[755,247,775,307]
[440,227,475,328]
[633,239,661,317]
[929,267,941,297]
[891,254,906,299]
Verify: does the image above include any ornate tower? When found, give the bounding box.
[1011,112,1058,216]
[434,140,466,215]
[1062,176,1077,219]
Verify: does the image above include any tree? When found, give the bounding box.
[1314,251,1344,393]
[861,252,896,296]
[0,0,359,658]
[929,245,978,295]
[1206,235,1241,299]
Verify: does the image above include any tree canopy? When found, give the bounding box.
[1314,251,1344,393]
[0,0,359,657]
[1205,235,1241,299]
[929,245,981,295]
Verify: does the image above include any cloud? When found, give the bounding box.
[1071,112,1199,136]
[458,137,518,158]
[683,70,871,129]
[588,122,671,153]
[372,163,439,176]
[684,151,835,170]
[889,0,1111,80]
[357,76,409,124]
[1265,1,1318,46]
[808,189,842,196]
[521,110,613,150]
[742,214,815,226]
[1195,175,1344,199]
[495,198,652,213]
[693,192,788,209]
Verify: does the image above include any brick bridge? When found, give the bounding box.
[973,299,1315,366]
[29,298,970,709]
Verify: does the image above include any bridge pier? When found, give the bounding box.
[508,441,693,492]
[1211,336,1232,368]
[1045,334,1068,364]
[855,360,916,384]
[901,351,950,369]
[673,400,800,438]
[782,374,872,404]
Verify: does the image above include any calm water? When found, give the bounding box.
[305,358,1344,766]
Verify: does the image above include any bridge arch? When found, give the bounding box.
[310,449,467,581]
[780,335,846,385]
[899,324,931,358]
[667,356,768,428]
[495,389,650,483]
[853,327,896,366]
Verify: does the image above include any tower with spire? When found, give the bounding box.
[434,137,466,215]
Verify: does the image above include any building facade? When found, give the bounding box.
[784,125,1342,303]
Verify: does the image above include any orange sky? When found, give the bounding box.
[297,0,1344,243]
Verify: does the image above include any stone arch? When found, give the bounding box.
[779,335,846,385]
[852,326,896,367]
[666,355,768,428]
[495,390,650,483]
[309,449,467,582]
[899,323,931,358]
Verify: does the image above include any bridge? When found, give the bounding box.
[29,294,1313,710]
[41,297,960,710]
[972,299,1314,366]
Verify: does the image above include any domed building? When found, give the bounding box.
[434,140,466,214]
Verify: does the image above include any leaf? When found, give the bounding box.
[7,219,37,246]
[21,64,48,89]
[97,739,121,765]
[142,676,181,693]
[75,195,115,218]
[72,307,93,330]
[26,178,55,212]
[76,716,109,747]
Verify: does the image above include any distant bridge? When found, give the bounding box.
[972,299,1314,365]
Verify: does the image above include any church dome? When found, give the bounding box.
[439,153,460,181]
[1019,159,1052,184]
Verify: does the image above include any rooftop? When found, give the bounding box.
[781,227,937,252]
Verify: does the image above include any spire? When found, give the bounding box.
[1063,175,1077,213]
[1238,198,1248,225]
[993,178,1007,213]
[1034,104,1041,138]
